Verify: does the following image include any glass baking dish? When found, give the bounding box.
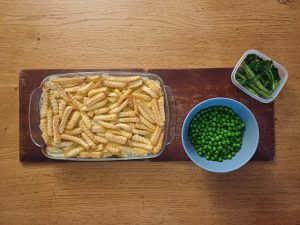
[29,71,176,161]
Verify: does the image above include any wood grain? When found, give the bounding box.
[0,0,300,225]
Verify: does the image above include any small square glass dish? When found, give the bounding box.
[231,49,288,103]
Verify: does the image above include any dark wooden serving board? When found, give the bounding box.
[19,69,275,162]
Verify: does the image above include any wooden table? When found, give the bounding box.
[1,1,299,224]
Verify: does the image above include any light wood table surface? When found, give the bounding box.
[1,1,299,224]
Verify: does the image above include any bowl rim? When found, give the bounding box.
[181,97,259,173]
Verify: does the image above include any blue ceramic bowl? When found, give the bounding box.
[182,97,259,173]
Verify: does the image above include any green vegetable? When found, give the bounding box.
[188,106,245,162]
[243,86,258,95]
[242,61,271,94]
[248,83,270,99]
[236,54,281,99]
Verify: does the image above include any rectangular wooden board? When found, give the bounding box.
[19,69,274,162]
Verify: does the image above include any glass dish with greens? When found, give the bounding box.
[236,54,280,99]
[231,49,288,103]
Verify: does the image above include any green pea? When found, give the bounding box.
[189,106,244,162]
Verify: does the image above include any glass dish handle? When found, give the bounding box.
[28,87,43,148]
[165,85,176,145]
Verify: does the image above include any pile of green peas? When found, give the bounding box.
[188,106,245,162]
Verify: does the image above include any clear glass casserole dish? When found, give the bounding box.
[29,71,176,161]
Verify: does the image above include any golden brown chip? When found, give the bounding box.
[64,147,84,158]
[47,109,54,136]
[109,99,129,113]
[77,81,95,95]
[94,114,118,121]
[61,134,89,150]
[59,106,73,134]
[103,80,127,89]
[58,99,67,119]
[141,85,159,99]
[105,132,127,145]
[55,141,74,148]
[94,135,109,144]
[90,151,103,159]
[65,127,82,135]
[150,126,162,145]
[94,107,110,115]
[53,115,61,144]
[153,131,164,154]
[132,128,150,136]
[66,111,81,130]
[91,124,106,133]
[137,101,155,123]
[116,89,132,105]
[64,86,80,93]
[88,87,109,97]
[139,116,156,130]
[119,111,136,118]
[150,99,163,126]
[66,92,84,110]
[53,76,87,84]
[50,93,59,114]
[131,141,153,151]
[85,92,106,107]
[158,97,165,123]
[95,120,119,130]
[132,134,151,145]
[105,75,140,82]
[132,92,152,101]
[82,99,108,111]
[81,112,92,129]
[82,132,97,149]
[118,117,140,123]
[40,87,49,118]
[79,120,95,142]
[105,144,121,154]
[116,123,132,132]
[128,79,143,89]
[79,151,91,158]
